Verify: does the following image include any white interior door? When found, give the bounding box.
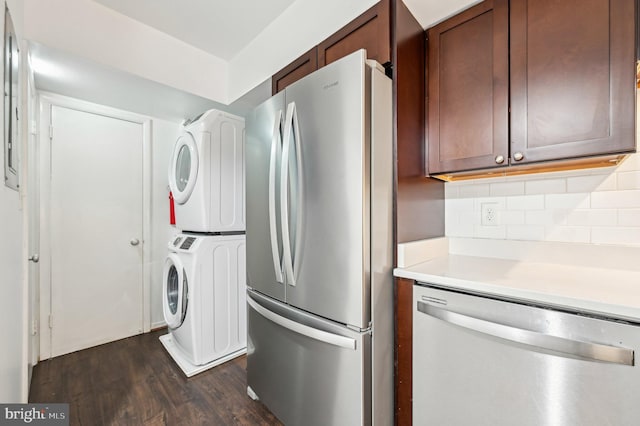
[48,105,144,357]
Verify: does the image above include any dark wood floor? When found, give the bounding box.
[29,329,282,426]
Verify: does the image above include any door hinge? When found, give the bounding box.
[30,120,37,135]
[31,319,38,335]
[49,125,53,139]
[48,315,53,329]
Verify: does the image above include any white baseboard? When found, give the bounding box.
[151,320,167,331]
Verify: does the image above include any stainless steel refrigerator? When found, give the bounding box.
[245,50,393,426]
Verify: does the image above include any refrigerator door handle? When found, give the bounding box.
[248,296,357,350]
[418,301,635,366]
[281,102,295,286]
[290,102,304,284]
[269,110,284,283]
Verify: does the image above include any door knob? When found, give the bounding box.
[513,152,524,161]
[130,238,140,246]
[28,254,39,263]
[495,155,505,164]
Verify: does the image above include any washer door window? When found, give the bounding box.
[162,254,188,329]
[169,132,198,204]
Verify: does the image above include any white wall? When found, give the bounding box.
[0,0,27,403]
[150,120,179,327]
[23,0,383,105]
[22,0,228,103]
[227,0,378,102]
[445,153,640,246]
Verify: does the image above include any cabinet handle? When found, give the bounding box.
[513,152,524,161]
[495,155,505,164]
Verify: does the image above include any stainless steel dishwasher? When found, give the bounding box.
[413,283,639,426]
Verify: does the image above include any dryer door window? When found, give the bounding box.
[163,254,187,329]
[175,145,191,192]
[169,132,198,204]
[166,265,180,315]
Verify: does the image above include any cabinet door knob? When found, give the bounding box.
[513,152,524,161]
[495,155,505,164]
[130,238,140,246]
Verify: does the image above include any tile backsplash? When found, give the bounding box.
[445,153,640,246]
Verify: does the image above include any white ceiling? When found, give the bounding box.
[90,0,478,62]
[30,42,271,122]
[92,0,295,60]
[403,0,480,29]
[29,0,480,122]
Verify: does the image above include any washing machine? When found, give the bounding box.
[168,109,245,233]
[160,233,247,376]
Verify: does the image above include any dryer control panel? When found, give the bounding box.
[180,237,197,250]
[171,235,198,251]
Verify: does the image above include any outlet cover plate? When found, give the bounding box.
[481,202,499,226]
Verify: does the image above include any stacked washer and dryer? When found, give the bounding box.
[160,110,247,377]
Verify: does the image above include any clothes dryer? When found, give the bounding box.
[160,233,247,376]
[169,110,245,233]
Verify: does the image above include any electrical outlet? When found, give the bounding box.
[481,202,499,226]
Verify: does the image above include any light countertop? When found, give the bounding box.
[394,238,640,322]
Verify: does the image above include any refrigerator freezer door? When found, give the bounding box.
[246,92,287,302]
[247,290,371,426]
[282,49,371,329]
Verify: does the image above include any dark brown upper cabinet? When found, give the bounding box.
[318,0,391,67]
[272,0,391,94]
[427,0,509,175]
[510,0,636,165]
[428,0,637,176]
[272,47,318,95]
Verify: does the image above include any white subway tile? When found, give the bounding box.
[474,225,507,239]
[445,212,455,235]
[444,184,459,199]
[445,219,474,238]
[506,225,545,241]
[526,210,567,226]
[506,195,545,210]
[473,197,506,211]
[591,227,640,246]
[618,209,640,227]
[617,171,640,190]
[567,174,616,193]
[567,209,617,227]
[525,178,566,195]
[545,226,591,243]
[458,183,491,198]
[445,198,474,216]
[490,181,525,196]
[615,153,640,172]
[460,211,481,226]
[500,210,525,225]
[545,193,590,209]
[444,208,458,227]
[591,190,640,209]
[503,175,527,183]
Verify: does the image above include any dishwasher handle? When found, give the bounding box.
[417,301,634,366]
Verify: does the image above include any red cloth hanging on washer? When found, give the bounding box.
[169,191,176,225]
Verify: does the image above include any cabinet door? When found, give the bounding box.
[318,0,391,67]
[427,0,509,175]
[272,47,318,95]
[510,0,636,164]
